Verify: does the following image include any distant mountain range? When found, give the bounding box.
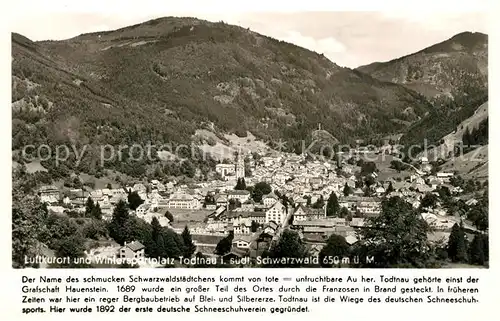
[357,32,487,101]
[12,17,488,177]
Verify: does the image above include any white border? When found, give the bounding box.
[1,1,498,320]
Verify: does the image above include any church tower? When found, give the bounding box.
[236,152,245,179]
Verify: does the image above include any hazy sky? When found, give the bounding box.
[11,11,488,68]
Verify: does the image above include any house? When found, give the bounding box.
[265,201,287,225]
[350,218,365,227]
[233,220,252,234]
[345,235,359,245]
[47,206,65,214]
[262,191,279,208]
[151,180,166,192]
[133,183,147,193]
[227,190,251,203]
[206,206,227,223]
[293,219,337,230]
[263,221,278,235]
[70,190,90,207]
[466,198,478,206]
[261,157,276,167]
[353,188,364,196]
[166,193,198,209]
[293,205,325,221]
[100,203,113,219]
[39,185,60,204]
[374,186,385,196]
[295,197,308,207]
[206,204,217,210]
[216,163,236,179]
[330,217,347,226]
[429,178,441,189]
[340,196,381,217]
[232,235,253,249]
[356,198,382,217]
[241,199,256,211]
[109,189,127,204]
[118,241,145,259]
[307,244,325,258]
[436,172,454,183]
[227,211,266,225]
[136,203,151,216]
[215,194,228,207]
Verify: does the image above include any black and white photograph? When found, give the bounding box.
[11,10,489,269]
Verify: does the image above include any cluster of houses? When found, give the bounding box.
[36,146,470,264]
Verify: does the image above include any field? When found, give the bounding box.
[441,145,488,181]
[360,152,413,181]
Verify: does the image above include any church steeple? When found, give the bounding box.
[236,150,245,179]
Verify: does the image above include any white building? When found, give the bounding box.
[227,190,251,203]
[262,191,279,208]
[265,201,287,225]
[216,163,236,179]
[232,235,252,249]
[166,193,199,209]
[118,241,145,259]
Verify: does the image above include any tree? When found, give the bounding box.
[319,234,350,267]
[85,197,95,216]
[468,234,485,265]
[364,175,376,187]
[447,223,468,263]
[150,217,162,258]
[326,192,340,217]
[343,183,352,197]
[164,210,174,223]
[180,160,196,178]
[360,161,377,176]
[462,127,472,147]
[421,193,438,209]
[181,226,196,258]
[264,230,308,267]
[12,190,47,268]
[228,198,241,211]
[339,207,350,219]
[235,178,247,190]
[252,182,272,202]
[91,202,102,220]
[251,220,259,232]
[467,202,488,231]
[390,160,409,172]
[386,182,394,194]
[204,193,215,206]
[312,195,325,209]
[162,229,183,258]
[54,235,85,259]
[215,231,234,256]
[128,191,144,210]
[106,183,112,189]
[108,200,132,245]
[358,197,430,267]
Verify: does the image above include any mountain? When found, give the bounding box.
[12,17,432,169]
[357,32,488,101]
[357,32,488,147]
[420,101,488,162]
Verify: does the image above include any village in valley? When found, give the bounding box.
[33,135,488,268]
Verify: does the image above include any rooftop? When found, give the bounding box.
[125,241,145,252]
